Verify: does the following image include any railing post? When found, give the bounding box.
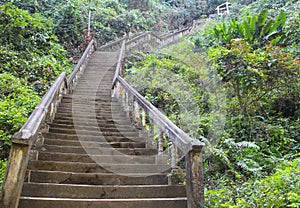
[147,118,155,148]
[186,146,205,208]
[1,142,30,208]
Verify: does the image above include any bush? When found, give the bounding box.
[0,73,40,159]
[205,159,300,207]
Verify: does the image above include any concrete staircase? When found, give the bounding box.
[18,51,187,207]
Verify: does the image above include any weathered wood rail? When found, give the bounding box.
[111,26,205,208]
[0,39,97,208]
[1,25,204,208]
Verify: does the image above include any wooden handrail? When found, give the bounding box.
[2,36,96,208]
[112,24,205,208]
[1,72,68,208]
[68,39,96,86]
[97,37,126,51]
[116,76,204,153]
[112,40,126,87]
[12,72,67,146]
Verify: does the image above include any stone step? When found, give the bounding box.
[27,161,169,173]
[37,145,157,155]
[54,114,129,122]
[56,109,127,117]
[37,152,158,164]
[47,128,139,137]
[62,96,113,101]
[48,124,137,134]
[26,170,168,185]
[44,139,146,148]
[19,197,187,208]
[73,82,112,85]
[55,107,123,113]
[42,132,143,142]
[71,92,112,96]
[58,101,120,106]
[49,122,134,130]
[50,118,131,126]
[54,111,127,118]
[21,183,186,199]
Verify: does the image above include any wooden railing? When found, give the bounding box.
[1,72,68,208]
[112,26,205,208]
[125,27,192,53]
[0,38,98,208]
[216,1,231,16]
[68,39,96,92]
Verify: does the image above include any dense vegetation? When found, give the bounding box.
[124,0,300,207]
[0,0,299,207]
[0,0,214,188]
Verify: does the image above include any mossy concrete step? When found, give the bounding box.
[49,123,135,131]
[56,106,122,113]
[27,161,169,173]
[21,183,186,199]
[37,145,157,155]
[48,125,138,134]
[75,81,113,85]
[55,108,124,115]
[37,152,158,164]
[42,132,144,142]
[28,161,110,173]
[59,99,121,108]
[71,92,112,96]
[44,139,146,148]
[62,96,113,101]
[47,128,139,137]
[26,170,168,185]
[53,115,129,122]
[54,111,127,118]
[62,94,115,99]
[19,197,187,208]
[50,118,132,126]
[56,105,122,111]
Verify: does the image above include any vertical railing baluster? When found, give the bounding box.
[141,109,146,128]
[133,100,140,128]
[147,118,155,148]
[171,143,177,169]
[158,129,164,155]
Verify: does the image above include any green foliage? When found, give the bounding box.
[0,159,7,188]
[125,40,227,139]
[0,3,71,186]
[124,2,299,207]
[0,4,72,92]
[0,3,51,51]
[0,73,40,159]
[1,0,85,54]
[206,159,300,207]
[208,40,300,116]
[204,9,287,48]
